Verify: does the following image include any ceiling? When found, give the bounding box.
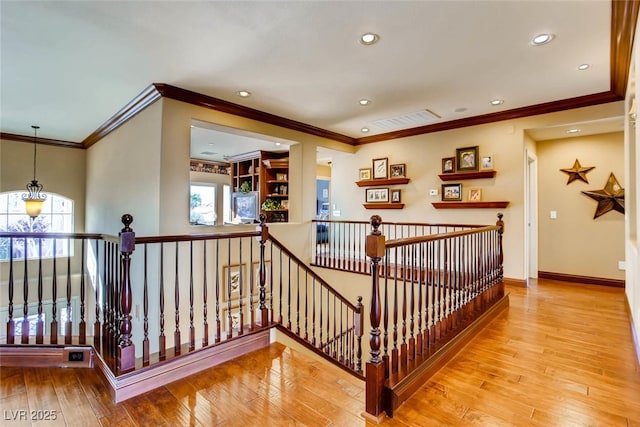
[0,1,635,159]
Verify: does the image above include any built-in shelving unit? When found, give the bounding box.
[228,150,289,223]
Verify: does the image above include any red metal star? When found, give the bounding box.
[581,173,625,219]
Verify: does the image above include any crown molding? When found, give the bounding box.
[0,132,83,149]
[153,83,356,145]
[611,0,640,97]
[354,91,622,145]
[82,84,162,148]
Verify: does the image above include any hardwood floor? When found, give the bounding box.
[1,279,639,426]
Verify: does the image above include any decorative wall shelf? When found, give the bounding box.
[356,177,410,187]
[432,201,509,209]
[363,203,405,209]
[438,170,496,181]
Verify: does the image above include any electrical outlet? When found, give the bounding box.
[618,261,626,270]
[550,211,557,219]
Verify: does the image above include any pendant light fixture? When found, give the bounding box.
[22,125,46,219]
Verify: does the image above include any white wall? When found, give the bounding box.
[626,17,640,364]
[537,132,625,280]
[328,102,623,281]
[85,100,163,236]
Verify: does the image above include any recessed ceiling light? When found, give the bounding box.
[275,142,281,146]
[237,90,251,97]
[531,33,554,46]
[490,99,504,106]
[567,128,581,134]
[359,98,371,106]
[455,107,468,113]
[577,63,590,71]
[361,127,370,133]
[360,33,380,45]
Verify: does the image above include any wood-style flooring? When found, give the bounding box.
[1,278,639,426]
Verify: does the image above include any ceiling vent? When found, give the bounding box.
[372,109,441,130]
[200,151,217,156]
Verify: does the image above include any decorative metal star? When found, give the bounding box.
[581,173,625,219]
[560,158,595,184]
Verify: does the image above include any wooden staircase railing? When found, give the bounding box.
[364,213,506,419]
[313,218,483,274]
[2,214,364,389]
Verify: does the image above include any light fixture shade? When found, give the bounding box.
[24,198,44,219]
[22,178,46,219]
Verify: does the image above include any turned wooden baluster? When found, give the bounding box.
[257,214,269,327]
[365,214,387,420]
[36,238,43,344]
[7,239,15,344]
[118,214,135,373]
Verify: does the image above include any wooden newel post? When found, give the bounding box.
[257,214,269,327]
[118,214,136,373]
[365,214,387,421]
[496,212,504,280]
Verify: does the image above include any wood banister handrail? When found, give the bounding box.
[384,225,501,249]
[268,233,359,311]
[133,230,261,244]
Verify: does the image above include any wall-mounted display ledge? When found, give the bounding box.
[356,177,410,187]
[363,203,405,209]
[432,201,509,209]
[438,170,496,181]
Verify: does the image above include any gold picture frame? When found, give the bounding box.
[468,188,482,201]
[222,263,247,302]
[359,168,372,181]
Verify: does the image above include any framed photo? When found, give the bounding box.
[441,183,462,201]
[391,189,401,203]
[480,155,494,170]
[281,200,289,209]
[365,187,389,203]
[276,173,287,181]
[231,191,259,223]
[359,168,372,181]
[222,263,247,301]
[468,188,482,201]
[222,305,242,333]
[456,146,479,172]
[372,157,388,179]
[442,157,455,173]
[389,163,406,178]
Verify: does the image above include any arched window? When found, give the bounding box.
[0,191,74,261]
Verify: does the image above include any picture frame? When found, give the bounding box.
[359,168,372,181]
[442,157,455,174]
[456,146,479,172]
[468,188,482,201]
[231,191,259,223]
[372,157,389,179]
[276,173,287,181]
[441,183,462,201]
[480,154,494,170]
[391,189,401,203]
[222,304,242,333]
[389,163,406,178]
[222,263,247,301]
[281,200,289,209]
[365,187,390,203]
